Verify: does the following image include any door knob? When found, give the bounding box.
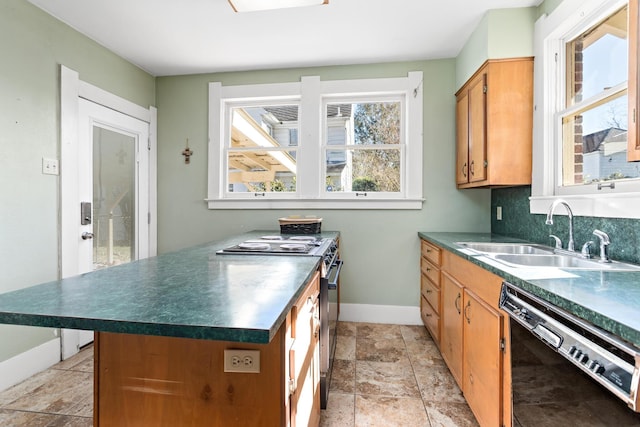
[81,232,94,240]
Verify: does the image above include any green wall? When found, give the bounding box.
[0,0,155,362]
[156,60,490,309]
[456,7,537,90]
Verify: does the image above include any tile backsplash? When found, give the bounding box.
[491,186,640,264]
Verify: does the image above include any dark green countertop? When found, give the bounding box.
[0,231,339,344]
[419,232,640,348]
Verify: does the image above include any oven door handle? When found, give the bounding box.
[327,260,343,290]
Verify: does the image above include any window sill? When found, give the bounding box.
[205,198,425,210]
[530,193,640,219]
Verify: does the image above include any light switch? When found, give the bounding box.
[42,158,59,175]
[496,206,502,221]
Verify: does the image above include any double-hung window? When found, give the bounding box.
[207,73,423,209]
[531,0,640,218]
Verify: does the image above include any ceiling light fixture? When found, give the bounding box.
[228,0,328,13]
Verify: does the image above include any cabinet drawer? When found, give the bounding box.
[421,258,440,287]
[421,296,440,343]
[421,274,440,314]
[421,240,441,266]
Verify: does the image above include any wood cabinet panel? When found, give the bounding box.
[456,91,470,184]
[456,58,533,188]
[440,272,463,387]
[463,288,504,427]
[421,258,440,287]
[421,274,440,314]
[468,73,487,183]
[289,271,320,427]
[420,295,440,343]
[96,331,285,427]
[442,250,503,305]
[420,239,442,344]
[421,240,441,266]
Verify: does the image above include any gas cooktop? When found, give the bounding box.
[217,235,331,256]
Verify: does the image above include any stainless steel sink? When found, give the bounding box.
[456,241,640,271]
[457,242,553,255]
[492,254,640,271]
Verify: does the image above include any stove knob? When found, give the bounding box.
[587,360,596,370]
[578,353,589,364]
[568,346,577,356]
[573,350,582,360]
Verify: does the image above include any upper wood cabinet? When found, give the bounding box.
[455,58,534,188]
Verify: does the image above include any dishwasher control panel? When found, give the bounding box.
[500,282,640,411]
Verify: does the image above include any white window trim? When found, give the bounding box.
[206,73,423,209]
[530,0,640,218]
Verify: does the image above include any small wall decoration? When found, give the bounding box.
[181,138,193,164]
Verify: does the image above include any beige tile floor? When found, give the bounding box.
[0,322,477,427]
[320,322,477,427]
[0,344,93,426]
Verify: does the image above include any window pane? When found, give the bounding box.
[325,149,400,192]
[566,6,628,105]
[561,93,640,186]
[227,105,298,193]
[325,100,402,193]
[228,150,297,192]
[93,126,135,269]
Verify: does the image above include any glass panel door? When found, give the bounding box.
[92,126,136,270]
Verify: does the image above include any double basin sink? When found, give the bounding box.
[457,242,640,271]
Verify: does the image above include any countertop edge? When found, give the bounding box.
[0,231,338,344]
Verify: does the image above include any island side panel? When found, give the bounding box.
[95,330,286,426]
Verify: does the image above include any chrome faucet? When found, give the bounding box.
[592,229,611,263]
[545,199,575,252]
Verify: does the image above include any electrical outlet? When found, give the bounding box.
[224,349,260,373]
[42,157,59,175]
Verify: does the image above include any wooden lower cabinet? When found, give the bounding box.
[95,272,320,427]
[434,247,509,427]
[420,240,442,344]
[463,288,503,427]
[440,272,463,386]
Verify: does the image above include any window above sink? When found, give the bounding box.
[531,0,640,219]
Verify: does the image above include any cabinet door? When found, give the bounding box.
[440,273,463,387]
[468,73,487,183]
[456,91,470,184]
[463,288,503,427]
[288,271,320,427]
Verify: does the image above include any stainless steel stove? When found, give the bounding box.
[217,234,342,409]
[217,235,332,257]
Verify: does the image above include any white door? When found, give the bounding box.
[62,99,150,357]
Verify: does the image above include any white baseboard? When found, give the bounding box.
[0,338,61,392]
[336,303,422,325]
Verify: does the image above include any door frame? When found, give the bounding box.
[60,65,157,359]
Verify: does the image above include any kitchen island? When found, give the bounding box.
[0,231,338,426]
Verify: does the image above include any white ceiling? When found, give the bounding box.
[28,0,542,77]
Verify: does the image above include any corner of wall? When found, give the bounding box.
[455,6,537,90]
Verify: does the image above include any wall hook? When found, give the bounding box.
[181,138,193,164]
